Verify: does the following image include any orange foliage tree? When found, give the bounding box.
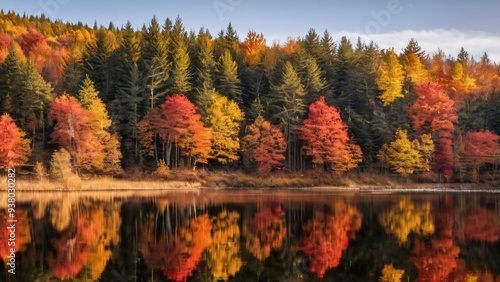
[299,96,362,173]
[408,83,458,177]
[300,202,362,279]
[48,94,99,170]
[150,94,211,167]
[243,204,287,261]
[463,130,500,172]
[0,32,10,62]
[241,116,286,174]
[241,30,266,65]
[0,114,32,169]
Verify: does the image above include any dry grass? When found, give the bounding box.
[5,168,498,192]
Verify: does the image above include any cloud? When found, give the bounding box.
[333,29,500,62]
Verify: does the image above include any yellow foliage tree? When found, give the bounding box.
[378,129,422,174]
[418,133,435,172]
[78,76,122,174]
[403,52,429,85]
[206,210,243,281]
[379,264,405,282]
[379,198,435,244]
[376,49,405,106]
[450,62,477,97]
[207,93,244,164]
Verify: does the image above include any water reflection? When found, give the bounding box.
[1,190,500,281]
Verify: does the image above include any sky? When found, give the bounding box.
[3,0,500,61]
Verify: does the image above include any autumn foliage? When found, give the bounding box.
[49,209,100,279]
[409,83,458,177]
[300,202,362,279]
[299,96,362,173]
[463,130,500,171]
[48,95,99,170]
[0,114,32,169]
[243,204,287,261]
[464,207,500,242]
[410,196,460,281]
[242,116,286,174]
[150,94,212,166]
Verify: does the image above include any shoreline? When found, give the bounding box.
[10,179,500,193]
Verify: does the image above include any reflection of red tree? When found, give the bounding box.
[465,207,500,242]
[410,195,459,281]
[49,211,98,279]
[300,202,362,279]
[162,214,212,282]
[244,205,286,260]
[0,208,31,261]
[141,213,212,282]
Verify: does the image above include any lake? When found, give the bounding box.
[1,189,500,281]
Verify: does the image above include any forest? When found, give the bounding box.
[1,10,500,184]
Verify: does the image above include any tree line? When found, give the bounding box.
[1,10,500,182]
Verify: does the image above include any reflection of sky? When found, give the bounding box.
[3,0,500,61]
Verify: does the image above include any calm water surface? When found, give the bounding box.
[1,189,500,281]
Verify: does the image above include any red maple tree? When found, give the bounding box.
[0,114,32,169]
[150,94,211,166]
[408,83,458,177]
[48,95,100,169]
[299,96,362,173]
[463,130,500,171]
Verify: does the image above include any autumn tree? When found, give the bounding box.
[376,49,405,106]
[49,94,99,170]
[377,129,434,174]
[149,94,211,167]
[77,76,122,173]
[241,116,286,174]
[402,40,429,85]
[462,130,499,173]
[0,114,31,169]
[241,30,266,65]
[408,83,458,178]
[299,96,362,173]
[207,93,244,164]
